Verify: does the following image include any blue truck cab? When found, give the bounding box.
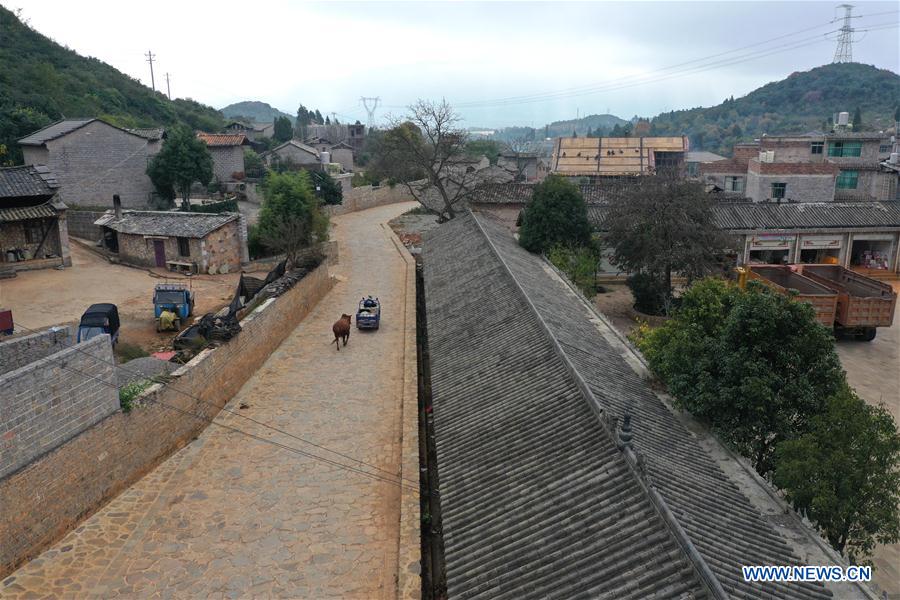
[154,283,194,331]
[356,296,381,330]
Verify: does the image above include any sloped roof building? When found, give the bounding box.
[423,211,862,599]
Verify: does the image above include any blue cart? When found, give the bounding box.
[356,296,380,330]
[154,283,195,332]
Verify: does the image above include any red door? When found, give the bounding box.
[153,240,166,267]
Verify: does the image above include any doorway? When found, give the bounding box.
[153,240,166,267]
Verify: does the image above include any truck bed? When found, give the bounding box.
[747,266,839,327]
[798,265,896,328]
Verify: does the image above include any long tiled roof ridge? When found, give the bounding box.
[467,210,726,598]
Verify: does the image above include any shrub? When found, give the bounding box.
[119,380,151,412]
[115,343,148,363]
[626,272,670,315]
[547,244,599,296]
[518,175,592,254]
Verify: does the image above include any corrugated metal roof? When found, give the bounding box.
[424,211,833,600]
[17,119,94,146]
[95,210,238,238]
[0,202,58,222]
[686,151,727,163]
[196,132,249,147]
[0,165,60,200]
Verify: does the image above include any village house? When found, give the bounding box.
[196,133,250,182]
[497,150,546,181]
[18,119,165,209]
[327,141,355,172]
[423,210,852,599]
[0,165,71,272]
[551,135,688,178]
[684,149,727,177]
[262,140,321,170]
[223,121,274,141]
[95,199,247,273]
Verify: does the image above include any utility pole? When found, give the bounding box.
[145,50,156,91]
[360,97,381,130]
[833,4,855,63]
[165,73,171,100]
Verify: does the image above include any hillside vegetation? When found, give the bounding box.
[0,6,224,164]
[220,100,295,125]
[648,63,900,155]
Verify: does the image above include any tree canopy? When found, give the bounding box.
[273,116,293,143]
[257,170,329,265]
[518,175,592,253]
[146,125,213,207]
[309,170,343,206]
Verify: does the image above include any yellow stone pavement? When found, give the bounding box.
[2,202,419,599]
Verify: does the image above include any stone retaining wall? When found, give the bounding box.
[66,210,105,241]
[0,262,333,577]
[327,182,418,217]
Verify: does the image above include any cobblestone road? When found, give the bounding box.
[3,202,419,599]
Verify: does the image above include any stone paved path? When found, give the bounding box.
[2,202,419,599]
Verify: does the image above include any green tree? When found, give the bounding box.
[852,106,863,131]
[518,175,592,253]
[273,116,293,143]
[258,170,329,264]
[146,125,213,208]
[603,175,732,313]
[774,387,900,562]
[243,148,264,177]
[638,279,846,475]
[309,170,343,205]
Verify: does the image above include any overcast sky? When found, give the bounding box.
[13,1,900,127]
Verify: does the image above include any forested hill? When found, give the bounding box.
[648,63,900,156]
[220,101,295,125]
[0,5,224,164]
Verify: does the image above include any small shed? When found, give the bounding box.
[0,165,71,271]
[95,208,246,274]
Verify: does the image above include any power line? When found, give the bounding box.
[145,50,156,92]
[360,97,381,129]
[12,322,420,489]
[833,4,855,63]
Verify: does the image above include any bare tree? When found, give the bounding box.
[260,215,309,267]
[374,99,513,221]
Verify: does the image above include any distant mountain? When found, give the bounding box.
[0,5,224,164]
[649,63,900,155]
[220,101,295,125]
[546,114,629,137]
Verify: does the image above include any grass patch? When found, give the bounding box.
[116,343,149,363]
[119,379,151,412]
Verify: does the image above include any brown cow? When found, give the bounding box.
[332,314,352,350]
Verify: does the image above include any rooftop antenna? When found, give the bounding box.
[360,97,381,129]
[833,4,855,63]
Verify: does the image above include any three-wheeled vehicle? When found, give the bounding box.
[77,303,120,345]
[154,283,195,332]
[356,296,381,330]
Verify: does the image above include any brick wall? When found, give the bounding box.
[746,171,836,203]
[22,120,161,209]
[0,326,72,376]
[326,182,417,217]
[210,146,245,182]
[66,210,105,241]
[0,334,117,480]
[0,262,333,577]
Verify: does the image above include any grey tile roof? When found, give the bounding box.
[0,165,60,200]
[587,202,900,232]
[94,210,238,238]
[17,119,95,145]
[424,211,833,600]
[0,201,58,222]
[469,182,607,205]
[126,127,165,141]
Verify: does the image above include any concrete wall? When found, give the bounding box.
[0,262,334,577]
[326,183,416,217]
[0,334,117,480]
[66,210,105,241]
[746,171,836,202]
[210,146,245,182]
[0,327,72,376]
[22,120,161,209]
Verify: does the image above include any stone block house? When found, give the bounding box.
[744,159,839,203]
[196,133,249,182]
[95,207,247,273]
[0,165,71,271]
[262,140,321,170]
[18,119,165,209]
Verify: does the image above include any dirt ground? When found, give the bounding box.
[0,243,240,354]
[593,283,642,336]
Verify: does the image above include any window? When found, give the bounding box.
[24,219,44,244]
[836,170,859,189]
[810,142,824,155]
[879,144,892,153]
[177,237,191,257]
[725,176,744,193]
[827,141,862,157]
[771,182,786,199]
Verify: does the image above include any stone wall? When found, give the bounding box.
[210,146,245,182]
[0,334,117,480]
[327,183,416,217]
[0,326,72,375]
[22,120,161,209]
[115,220,243,273]
[746,171,836,203]
[67,210,106,241]
[0,262,333,577]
